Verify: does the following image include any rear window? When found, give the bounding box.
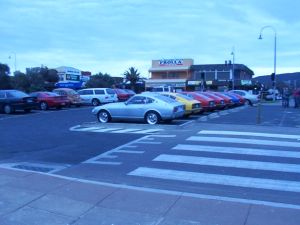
[43,92,59,97]
[95,90,105,95]
[7,90,28,98]
[67,89,78,95]
[106,89,116,94]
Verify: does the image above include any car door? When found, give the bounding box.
[78,90,93,104]
[124,96,147,119]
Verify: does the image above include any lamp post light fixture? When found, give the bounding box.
[8,52,17,75]
[258,25,277,101]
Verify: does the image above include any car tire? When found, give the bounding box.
[145,111,160,125]
[92,98,100,106]
[3,104,13,114]
[40,101,48,110]
[97,110,111,123]
[245,99,252,106]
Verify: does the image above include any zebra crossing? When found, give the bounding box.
[70,125,164,134]
[127,129,300,207]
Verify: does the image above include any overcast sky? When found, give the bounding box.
[0,0,299,77]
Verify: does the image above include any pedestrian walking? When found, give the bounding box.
[292,88,300,108]
[282,88,290,108]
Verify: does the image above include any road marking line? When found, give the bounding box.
[173,144,300,158]
[187,136,300,148]
[154,154,300,173]
[132,129,163,134]
[128,167,300,192]
[86,161,122,165]
[115,150,145,154]
[198,130,300,140]
[136,141,162,145]
[76,127,102,131]
[111,128,142,133]
[90,128,124,132]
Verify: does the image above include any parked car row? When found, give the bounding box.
[0,88,137,114]
[92,90,259,125]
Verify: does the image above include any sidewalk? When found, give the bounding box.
[1,168,300,225]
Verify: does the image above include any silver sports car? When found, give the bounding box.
[92,93,185,124]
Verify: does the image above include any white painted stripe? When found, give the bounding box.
[208,113,219,119]
[199,130,300,140]
[154,154,300,173]
[86,161,122,165]
[115,150,145,154]
[173,144,300,159]
[149,135,176,138]
[75,127,101,131]
[90,128,123,132]
[111,128,142,133]
[137,141,162,145]
[132,129,163,134]
[187,136,300,148]
[128,167,300,192]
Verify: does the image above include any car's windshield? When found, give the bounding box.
[154,94,177,103]
[176,93,194,100]
[7,90,28,98]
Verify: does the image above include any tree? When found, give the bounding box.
[11,71,30,92]
[85,72,115,88]
[0,63,10,76]
[124,67,140,91]
[0,63,12,89]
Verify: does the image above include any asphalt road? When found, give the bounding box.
[1,103,300,208]
[0,107,143,165]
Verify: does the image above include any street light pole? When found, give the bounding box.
[8,52,17,75]
[231,47,235,90]
[258,25,277,101]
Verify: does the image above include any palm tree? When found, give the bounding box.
[124,67,140,90]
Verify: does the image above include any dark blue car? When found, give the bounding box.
[0,90,38,114]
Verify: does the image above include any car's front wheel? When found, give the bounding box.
[92,98,100,106]
[3,104,13,114]
[97,110,111,123]
[40,101,48,110]
[245,99,252,106]
[145,111,160,125]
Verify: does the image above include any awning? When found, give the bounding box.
[145,79,186,87]
[149,66,191,72]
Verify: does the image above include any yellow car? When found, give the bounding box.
[160,92,202,116]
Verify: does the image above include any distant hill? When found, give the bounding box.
[253,72,300,89]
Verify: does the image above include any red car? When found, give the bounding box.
[182,92,216,112]
[200,92,226,109]
[210,92,234,108]
[29,91,70,110]
[114,89,135,101]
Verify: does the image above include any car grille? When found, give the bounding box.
[209,101,215,107]
[192,103,201,109]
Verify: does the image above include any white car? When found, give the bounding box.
[228,90,259,105]
[78,88,118,106]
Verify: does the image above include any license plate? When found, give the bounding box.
[27,99,33,103]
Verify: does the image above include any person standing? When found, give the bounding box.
[282,88,290,108]
[293,88,300,108]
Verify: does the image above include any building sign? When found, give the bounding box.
[159,59,183,66]
[66,74,80,81]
